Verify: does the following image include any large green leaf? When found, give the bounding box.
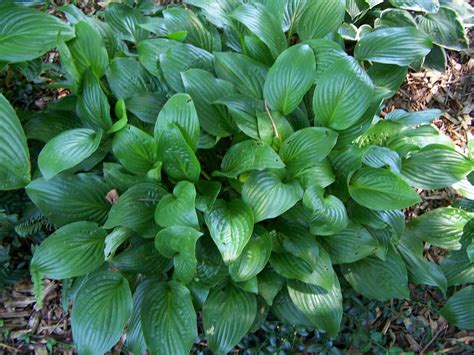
[216,140,284,178]
[181,69,235,137]
[271,288,313,328]
[160,42,214,93]
[407,207,471,250]
[68,21,109,78]
[355,27,432,66]
[229,226,272,282]
[105,2,147,43]
[263,44,315,115]
[258,267,285,306]
[30,222,106,279]
[141,281,197,355]
[441,286,474,330]
[112,125,158,176]
[157,122,201,183]
[348,167,421,210]
[125,280,149,355]
[303,185,348,236]
[154,93,200,152]
[76,70,113,130]
[163,7,220,52]
[401,147,473,190]
[203,284,257,353]
[341,247,410,301]
[230,2,287,58]
[72,271,132,354]
[137,38,175,78]
[296,0,345,41]
[214,52,268,98]
[26,174,110,226]
[397,235,447,295]
[313,56,373,130]
[389,0,440,12]
[0,3,74,63]
[155,226,203,284]
[242,170,303,222]
[305,39,347,81]
[287,278,343,337]
[279,127,338,174]
[420,8,468,50]
[38,128,102,180]
[155,181,199,229]
[0,94,31,189]
[111,240,172,275]
[104,182,167,237]
[205,199,254,263]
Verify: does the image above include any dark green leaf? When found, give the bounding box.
[258,267,285,306]
[203,284,257,353]
[26,174,110,226]
[0,94,31,189]
[141,281,197,355]
[105,2,147,43]
[297,0,345,41]
[72,271,132,354]
[441,286,474,330]
[389,0,440,13]
[263,44,316,115]
[348,167,421,210]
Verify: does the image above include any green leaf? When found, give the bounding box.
[196,180,222,213]
[229,226,272,282]
[106,57,161,101]
[184,0,242,28]
[441,247,474,287]
[105,2,147,43]
[271,237,335,289]
[374,8,417,28]
[205,199,254,263]
[72,271,132,354]
[103,163,148,193]
[68,21,109,78]
[242,170,304,222]
[0,3,74,63]
[76,70,112,130]
[38,129,102,180]
[24,109,80,143]
[141,281,197,355]
[386,108,442,127]
[397,236,447,295]
[271,288,313,328]
[313,57,373,130]
[214,52,268,98]
[155,226,203,284]
[319,222,380,264]
[196,237,228,287]
[341,247,410,301]
[355,27,432,66]
[104,182,167,237]
[348,167,421,211]
[182,69,235,137]
[126,280,149,355]
[367,63,408,97]
[30,222,106,279]
[26,174,110,226]
[137,38,175,78]
[163,7,220,52]
[407,207,471,250]
[305,39,347,81]
[230,2,287,58]
[297,0,345,41]
[0,94,31,189]
[363,146,401,173]
[157,123,201,183]
[155,181,199,229]
[258,267,285,306]
[216,140,284,178]
[287,278,343,337]
[111,241,172,275]
[441,286,474,330]
[154,93,200,152]
[424,44,447,72]
[401,147,473,189]
[160,42,214,93]
[263,44,315,115]
[203,284,257,353]
[389,0,440,13]
[303,185,348,236]
[112,125,157,176]
[279,127,338,174]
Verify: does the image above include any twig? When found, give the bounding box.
[420,323,448,353]
[0,343,21,351]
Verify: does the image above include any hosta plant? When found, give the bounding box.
[1,0,474,353]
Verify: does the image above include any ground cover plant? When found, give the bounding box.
[0,0,473,353]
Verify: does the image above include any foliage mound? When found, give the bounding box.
[0,0,473,353]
